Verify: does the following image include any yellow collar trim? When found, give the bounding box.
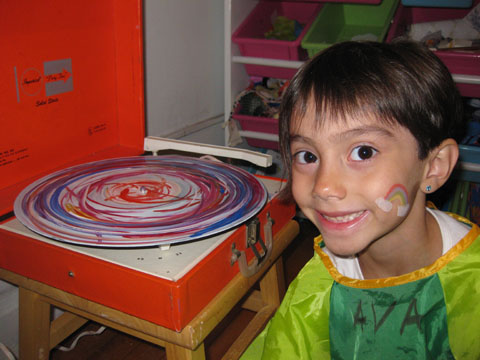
[314,213,480,289]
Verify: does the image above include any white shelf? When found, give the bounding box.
[452,74,480,85]
[238,131,279,142]
[231,56,480,85]
[232,56,304,69]
[224,0,258,146]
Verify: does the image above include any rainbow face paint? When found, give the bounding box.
[375,184,410,217]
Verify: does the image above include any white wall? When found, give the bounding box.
[144,0,225,144]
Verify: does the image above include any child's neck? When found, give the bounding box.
[358,208,443,279]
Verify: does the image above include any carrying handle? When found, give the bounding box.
[230,213,274,278]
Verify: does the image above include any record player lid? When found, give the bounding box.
[0,0,144,217]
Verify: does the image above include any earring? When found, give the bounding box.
[426,185,432,192]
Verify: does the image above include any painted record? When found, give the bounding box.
[14,155,268,247]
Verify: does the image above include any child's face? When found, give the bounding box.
[290,103,428,257]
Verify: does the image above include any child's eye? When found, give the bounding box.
[293,151,318,164]
[350,145,377,161]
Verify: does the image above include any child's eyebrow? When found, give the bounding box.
[289,125,395,146]
[289,134,315,146]
[331,125,395,142]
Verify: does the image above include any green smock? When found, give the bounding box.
[241,213,480,359]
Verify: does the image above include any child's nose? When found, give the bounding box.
[312,164,346,200]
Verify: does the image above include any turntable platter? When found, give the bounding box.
[14,156,268,247]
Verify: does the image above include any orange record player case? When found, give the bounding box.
[0,0,145,217]
[0,0,295,332]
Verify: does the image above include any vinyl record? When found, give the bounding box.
[14,156,268,247]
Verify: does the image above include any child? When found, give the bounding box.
[241,40,480,359]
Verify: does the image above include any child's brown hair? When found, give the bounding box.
[279,40,463,201]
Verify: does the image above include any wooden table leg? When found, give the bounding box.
[259,258,285,308]
[222,258,288,359]
[165,342,205,360]
[18,287,51,360]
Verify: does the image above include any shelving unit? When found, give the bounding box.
[224,0,480,149]
[224,0,305,148]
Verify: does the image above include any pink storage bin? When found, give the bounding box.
[264,0,382,4]
[233,110,279,150]
[386,0,480,98]
[232,1,322,79]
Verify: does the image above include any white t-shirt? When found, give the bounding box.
[322,208,471,280]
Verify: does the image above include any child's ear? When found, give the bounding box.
[421,139,459,193]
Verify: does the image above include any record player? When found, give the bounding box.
[0,1,298,358]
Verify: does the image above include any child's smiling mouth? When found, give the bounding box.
[322,210,366,224]
[316,210,369,231]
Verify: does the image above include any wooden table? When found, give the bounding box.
[0,220,299,360]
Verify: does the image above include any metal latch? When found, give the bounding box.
[230,213,274,277]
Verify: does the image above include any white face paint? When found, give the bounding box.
[397,205,410,217]
[375,198,393,212]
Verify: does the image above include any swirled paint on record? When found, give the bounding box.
[14,156,267,247]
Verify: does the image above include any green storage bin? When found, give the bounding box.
[301,0,399,57]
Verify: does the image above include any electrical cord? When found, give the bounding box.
[56,325,106,352]
[0,342,16,360]
[0,326,107,359]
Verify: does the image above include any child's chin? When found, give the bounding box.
[324,243,358,258]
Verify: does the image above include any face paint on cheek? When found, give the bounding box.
[375,184,410,217]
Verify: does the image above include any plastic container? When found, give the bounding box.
[401,0,472,7]
[232,1,322,79]
[458,145,480,183]
[386,0,480,97]
[441,145,480,221]
[233,115,279,150]
[287,0,382,3]
[301,0,400,58]
[233,107,279,150]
